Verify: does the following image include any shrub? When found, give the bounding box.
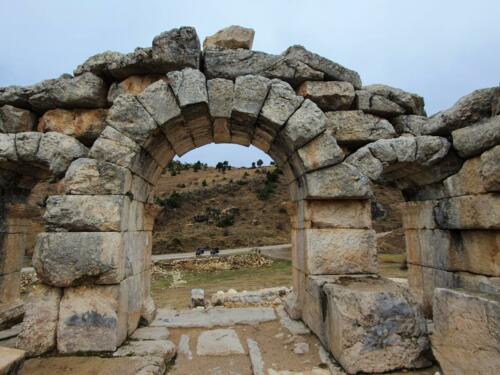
[202,179,208,187]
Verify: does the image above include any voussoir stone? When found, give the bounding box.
[16,284,62,356]
[232,75,271,127]
[451,115,500,157]
[297,81,355,111]
[33,232,125,287]
[326,110,396,146]
[345,146,384,181]
[259,79,303,131]
[283,45,362,89]
[137,80,181,129]
[203,25,255,50]
[64,158,132,195]
[296,131,344,172]
[207,78,234,143]
[37,108,107,146]
[422,87,497,135]
[0,105,36,133]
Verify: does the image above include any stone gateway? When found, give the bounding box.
[0,25,498,374]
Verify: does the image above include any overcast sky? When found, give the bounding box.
[1,0,498,166]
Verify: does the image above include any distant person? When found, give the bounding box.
[195,247,205,257]
[210,247,220,256]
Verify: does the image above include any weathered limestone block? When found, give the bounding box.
[406,229,499,276]
[13,132,40,163]
[278,99,326,154]
[258,79,303,137]
[0,272,21,304]
[106,94,171,167]
[480,145,500,191]
[295,131,344,172]
[89,126,160,183]
[451,115,500,157]
[391,115,428,135]
[297,81,355,111]
[422,87,497,135]
[0,105,36,133]
[207,78,233,143]
[196,328,245,356]
[113,339,177,360]
[0,134,17,161]
[324,277,429,374]
[203,25,255,50]
[130,326,169,341]
[442,156,487,196]
[37,109,106,146]
[283,45,362,89]
[231,75,271,145]
[122,273,145,334]
[432,288,500,375]
[407,264,457,316]
[28,73,108,112]
[44,195,130,232]
[33,232,124,287]
[107,75,165,103]
[0,346,25,375]
[0,233,26,275]
[167,68,211,146]
[345,146,384,181]
[74,27,200,79]
[57,284,127,353]
[456,272,500,295]
[368,136,417,165]
[16,284,62,356]
[361,84,426,115]
[326,110,396,146]
[294,228,377,275]
[124,231,152,278]
[36,132,89,176]
[64,158,132,195]
[301,199,371,230]
[304,163,372,199]
[434,194,500,229]
[415,136,450,166]
[356,90,406,117]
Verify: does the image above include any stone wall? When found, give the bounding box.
[0,25,498,373]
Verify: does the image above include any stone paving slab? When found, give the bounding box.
[151,307,276,328]
[196,329,244,356]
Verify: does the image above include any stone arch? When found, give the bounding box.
[1,25,496,374]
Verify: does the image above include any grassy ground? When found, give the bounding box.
[152,254,407,309]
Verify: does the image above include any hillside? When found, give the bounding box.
[151,164,406,255]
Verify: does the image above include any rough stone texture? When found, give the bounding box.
[16,284,61,356]
[451,115,500,157]
[151,307,276,328]
[37,109,106,147]
[283,45,362,89]
[345,146,384,181]
[33,232,124,287]
[422,87,496,135]
[434,194,500,229]
[391,115,428,135]
[196,329,245,356]
[0,346,25,375]
[304,163,372,199]
[203,26,255,50]
[13,132,40,163]
[295,131,344,172]
[432,288,500,375]
[207,78,233,143]
[480,145,500,191]
[130,327,169,341]
[406,229,499,276]
[442,156,487,196]
[57,284,127,353]
[278,99,326,154]
[44,195,130,232]
[64,158,132,195]
[356,90,406,117]
[360,84,426,116]
[0,105,36,133]
[29,73,108,112]
[326,110,396,146]
[295,228,377,275]
[324,277,429,374]
[37,132,89,176]
[74,27,200,80]
[299,200,371,230]
[297,81,355,111]
[113,340,176,361]
[107,75,165,103]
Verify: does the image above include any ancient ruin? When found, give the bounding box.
[0,25,499,374]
